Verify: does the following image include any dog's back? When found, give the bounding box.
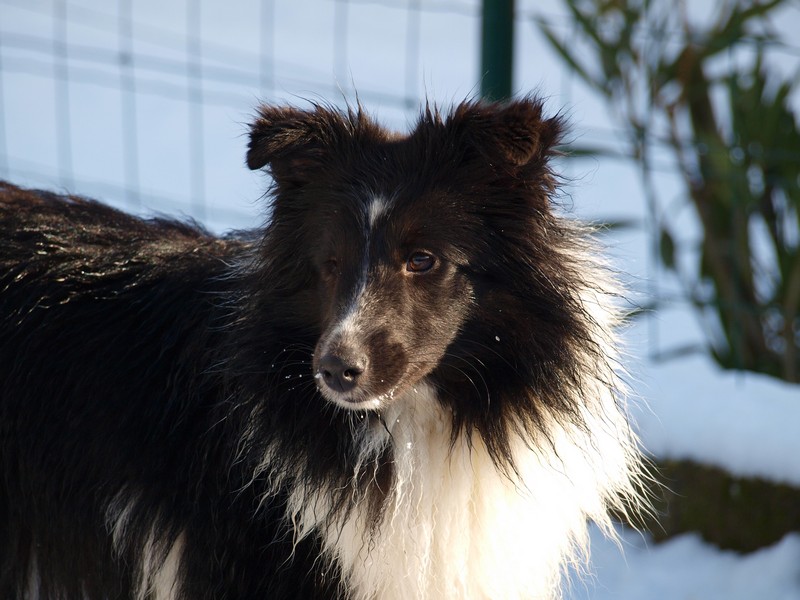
[1,184,211,596]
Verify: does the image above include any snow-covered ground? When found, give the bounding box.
[632,351,800,487]
[1,0,799,597]
[567,526,800,600]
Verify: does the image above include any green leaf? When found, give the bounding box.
[597,218,643,231]
[561,144,626,159]
[537,20,609,95]
[659,226,677,270]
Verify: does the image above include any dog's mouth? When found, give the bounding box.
[313,368,403,411]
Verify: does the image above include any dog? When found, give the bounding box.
[0,97,644,599]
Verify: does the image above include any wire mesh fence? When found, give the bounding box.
[1,0,798,371]
[0,0,484,228]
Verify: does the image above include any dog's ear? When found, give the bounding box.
[447,98,564,169]
[247,106,328,174]
[247,104,380,187]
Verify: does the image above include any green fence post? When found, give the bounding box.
[480,0,514,101]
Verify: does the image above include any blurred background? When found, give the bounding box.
[1,0,799,597]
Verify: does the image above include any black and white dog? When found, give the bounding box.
[0,98,644,599]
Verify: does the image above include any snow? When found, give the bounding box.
[567,526,800,600]
[631,350,800,487]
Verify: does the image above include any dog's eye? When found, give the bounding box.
[322,258,339,279]
[406,252,435,274]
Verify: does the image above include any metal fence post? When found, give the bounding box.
[480,0,514,101]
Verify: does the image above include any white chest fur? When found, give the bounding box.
[289,383,640,600]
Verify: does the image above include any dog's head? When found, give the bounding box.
[247,100,580,430]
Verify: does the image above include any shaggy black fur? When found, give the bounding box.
[0,185,339,598]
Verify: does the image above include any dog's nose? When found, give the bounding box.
[318,353,366,394]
